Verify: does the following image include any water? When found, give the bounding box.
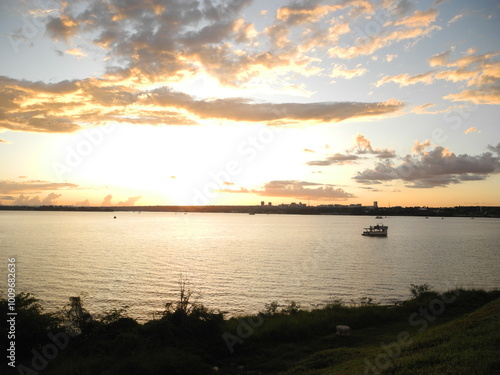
[1,211,499,320]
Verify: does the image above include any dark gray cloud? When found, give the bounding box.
[306,134,396,167]
[354,144,500,188]
[307,153,360,166]
[45,15,79,42]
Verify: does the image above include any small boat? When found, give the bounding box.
[375,216,383,219]
[362,223,388,237]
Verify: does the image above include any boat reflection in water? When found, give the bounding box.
[362,223,388,237]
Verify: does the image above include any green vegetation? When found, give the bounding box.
[2,285,499,375]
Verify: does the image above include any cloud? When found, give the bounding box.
[413,103,450,114]
[447,13,464,25]
[0,180,78,194]
[444,83,500,105]
[76,199,90,206]
[42,193,62,205]
[464,127,480,134]
[117,196,142,206]
[351,134,396,158]
[0,74,404,133]
[411,139,432,154]
[14,195,41,206]
[328,5,441,60]
[330,64,368,79]
[0,139,11,144]
[307,134,396,167]
[101,194,113,206]
[379,49,500,104]
[45,14,79,42]
[354,143,500,188]
[385,54,398,62]
[222,180,355,201]
[394,8,439,28]
[487,143,500,154]
[428,50,453,67]
[376,70,435,87]
[65,48,87,57]
[32,0,441,89]
[13,193,61,206]
[307,153,360,166]
[146,87,404,123]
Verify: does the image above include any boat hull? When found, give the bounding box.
[361,232,387,237]
[361,224,388,237]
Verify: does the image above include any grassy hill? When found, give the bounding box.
[2,286,499,375]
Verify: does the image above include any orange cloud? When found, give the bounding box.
[221,180,355,201]
[380,49,500,104]
[65,48,87,57]
[464,127,480,134]
[0,75,404,133]
[376,71,435,87]
[330,64,368,79]
[0,180,78,194]
[394,8,439,28]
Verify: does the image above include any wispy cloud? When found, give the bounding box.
[65,48,87,58]
[0,180,78,194]
[464,126,480,134]
[330,64,368,79]
[377,49,500,104]
[307,153,361,166]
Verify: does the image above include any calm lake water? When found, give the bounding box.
[1,211,499,320]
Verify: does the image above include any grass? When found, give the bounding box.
[2,286,499,375]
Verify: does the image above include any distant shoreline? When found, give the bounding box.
[1,204,499,217]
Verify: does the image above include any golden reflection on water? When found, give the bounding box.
[1,211,499,320]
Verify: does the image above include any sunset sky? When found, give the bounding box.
[1,0,499,207]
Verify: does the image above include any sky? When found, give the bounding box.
[0,0,499,207]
